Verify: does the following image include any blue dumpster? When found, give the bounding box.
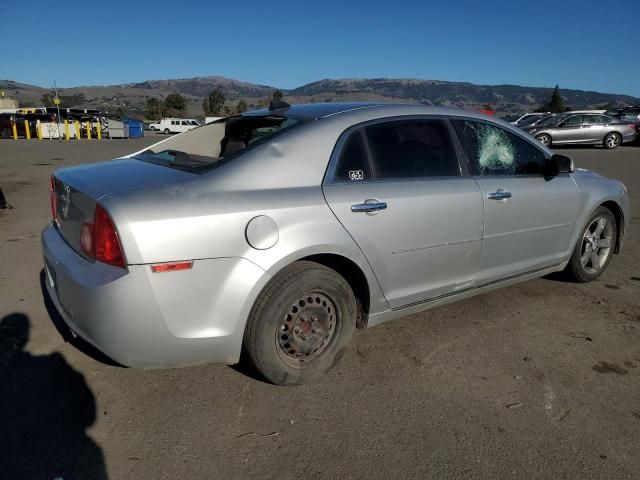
[122,117,144,138]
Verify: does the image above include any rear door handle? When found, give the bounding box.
[351,201,387,213]
[487,189,512,201]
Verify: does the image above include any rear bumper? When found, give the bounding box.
[41,223,271,367]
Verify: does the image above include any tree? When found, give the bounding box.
[236,100,248,113]
[207,89,226,116]
[145,98,163,119]
[223,105,232,116]
[202,97,210,116]
[41,93,54,107]
[545,85,566,113]
[164,93,187,117]
[272,90,284,100]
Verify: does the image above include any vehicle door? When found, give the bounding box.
[323,117,484,308]
[451,118,579,284]
[582,115,608,142]
[552,115,585,144]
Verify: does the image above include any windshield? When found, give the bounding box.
[137,114,307,171]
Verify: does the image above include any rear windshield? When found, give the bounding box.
[137,114,307,171]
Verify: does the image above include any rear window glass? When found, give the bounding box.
[364,119,460,178]
[139,115,307,172]
[334,131,372,182]
[332,119,460,182]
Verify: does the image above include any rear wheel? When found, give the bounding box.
[243,261,356,385]
[535,133,552,146]
[565,206,617,282]
[603,132,621,149]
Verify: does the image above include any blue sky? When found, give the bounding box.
[2,0,639,96]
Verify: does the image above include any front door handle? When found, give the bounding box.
[351,200,387,213]
[487,189,512,201]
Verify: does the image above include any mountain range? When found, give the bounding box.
[1,76,638,117]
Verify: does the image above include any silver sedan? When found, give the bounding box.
[42,103,630,385]
[528,113,636,148]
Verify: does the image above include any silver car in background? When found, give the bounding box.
[528,113,636,148]
[42,103,630,385]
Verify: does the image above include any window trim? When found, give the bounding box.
[448,115,561,179]
[324,115,467,185]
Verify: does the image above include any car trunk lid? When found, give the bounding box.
[52,158,195,259]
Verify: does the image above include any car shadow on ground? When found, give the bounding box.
[0,312,108,480]
[39,269,122,367]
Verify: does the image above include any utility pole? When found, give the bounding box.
[54,81,62,140]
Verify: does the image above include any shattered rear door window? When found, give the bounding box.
[452,119,547,176]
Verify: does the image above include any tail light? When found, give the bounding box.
[50,176,57,223]
[80,204,126,269]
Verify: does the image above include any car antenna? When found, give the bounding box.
[269,100,290,111]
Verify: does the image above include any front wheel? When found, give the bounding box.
[243,261,356,385]
[149,126,156,131]
[163,128,170,135]
[536,133,552,146]
[603,132,621,149]
[565,206,617,282]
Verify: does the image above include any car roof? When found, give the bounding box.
[243,102,509,123]
[243,102,387,120]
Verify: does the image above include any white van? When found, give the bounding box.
[149,118,201,134]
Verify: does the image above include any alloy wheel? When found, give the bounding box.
[580,216,613,274]
[605,134,621,149]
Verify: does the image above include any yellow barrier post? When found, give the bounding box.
[86,121,92,140]
[64,120,70,140]
[24,120,31,140]
[11,121,17,140]
[36,121,42,140]
[96,121,102,140]
[75,121,81,140]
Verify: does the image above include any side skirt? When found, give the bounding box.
[366,262,567,328]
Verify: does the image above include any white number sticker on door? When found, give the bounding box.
[349,170,364,181]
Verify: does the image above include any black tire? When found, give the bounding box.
[243,261,356,385]
[535,133,552,147]
[149,126,156,131]
[603,132,622,149]
[565,206,617,283]
[164,128,170,135]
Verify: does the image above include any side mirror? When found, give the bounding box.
[546,154,574,176]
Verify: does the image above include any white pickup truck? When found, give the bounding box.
[149,118,201,134]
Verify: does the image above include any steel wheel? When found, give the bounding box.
[580,216,613,275]
[276,292,337,366]
[604,133,621,149]
[536,133,551,146]
[243,261,356,385]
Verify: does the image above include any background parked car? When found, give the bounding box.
[509,113,549,126]
[519,113,569,134]
[528,114,636,148]
[148,118,200,134]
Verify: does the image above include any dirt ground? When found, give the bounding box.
[0,137,639,480]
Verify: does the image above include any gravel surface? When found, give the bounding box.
[0,138,638,480]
